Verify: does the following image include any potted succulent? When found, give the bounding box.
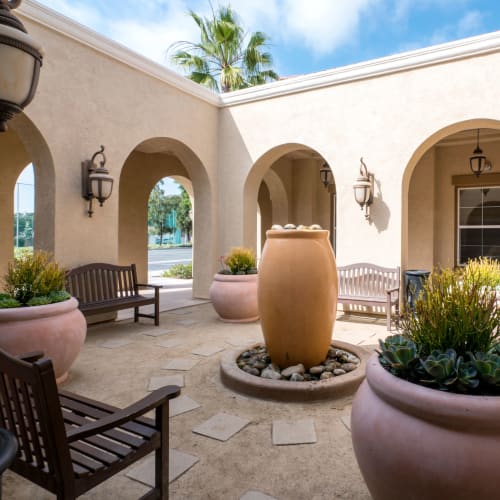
[351,258,500,499]
[0,251,86,383]
[209,247,259,322]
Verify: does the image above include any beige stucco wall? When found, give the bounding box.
[10,13,219,297]
[3,6,500,300]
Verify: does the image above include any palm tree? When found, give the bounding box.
[169,4,279,93]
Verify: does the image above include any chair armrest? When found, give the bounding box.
[66,385,180,442]
[136,283,163,290]
[17,351,44,363]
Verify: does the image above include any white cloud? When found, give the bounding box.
[279,0,378,56]
[457,10,483,37]
[107,1,200,67]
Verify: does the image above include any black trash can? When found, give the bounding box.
[0,427,17,500]
[405,270,430,310]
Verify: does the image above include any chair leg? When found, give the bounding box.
[154,289,160,326]
[155,403,169,499]
[134,306,139,322]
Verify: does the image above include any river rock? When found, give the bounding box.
[261,366,282,380]
[333,368,346,376]
[320,371,333,380]
[290,373,305,382]
[243,366,260,376]
[310,365,325,375]
[342,363,357,372]
[281,364,305,377]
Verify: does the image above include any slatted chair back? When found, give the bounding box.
[0,350,74,494]
[338,263,400,298]
[66,263,139,303]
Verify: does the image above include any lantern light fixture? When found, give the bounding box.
[469,129,491,177]
[320,162,333,188]
[81,146,114,217]
[0,0,44,132]
[353,157,374,220]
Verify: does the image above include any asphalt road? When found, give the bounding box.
[148,247,192,272]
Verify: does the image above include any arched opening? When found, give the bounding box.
[14,164,35,251]
[118,137,213,298]
[0,113,55,276]
[244,144,335,253]
[403,119,500,272]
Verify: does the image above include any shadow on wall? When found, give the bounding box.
[370,179,390,233]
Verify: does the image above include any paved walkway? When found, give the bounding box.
[3,288,389,500]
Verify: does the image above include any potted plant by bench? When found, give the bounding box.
[209,247,259,322]
[0,251,86,383]
[351,258,500,499]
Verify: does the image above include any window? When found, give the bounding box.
[457,187,500,264]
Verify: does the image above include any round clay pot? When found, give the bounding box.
[0,297,87,384]
[209,273,259,322]
[258,229,338,369]
[351,353,500,500]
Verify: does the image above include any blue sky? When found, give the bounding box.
[34,0,500,77]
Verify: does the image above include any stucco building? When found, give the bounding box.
[3,1,500,299]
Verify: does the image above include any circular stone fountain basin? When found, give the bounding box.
[220,340,370,402]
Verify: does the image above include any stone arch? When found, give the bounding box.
[402,118,500,271]
[0,113,55,274]
[244,143,334,250]
[118,137,213,298]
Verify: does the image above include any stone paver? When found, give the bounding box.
[191,344,225,357]
[272,419,317,445]
[192,412,250,441]
[157,338,182,348]
[163,358,199,371]
[341,414,351,432]
[240,491,278,500]
[99,339,133,349]
[126,449,199,486]
[170,395,201,417]
[176,318,198,326]
[141,328,175,337]
[148,374,184,391]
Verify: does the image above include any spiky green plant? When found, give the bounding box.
[2,251,68,306]
[221,247,257,275]
[401,264,500,357]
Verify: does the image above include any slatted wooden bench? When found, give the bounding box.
[0,349,180,499]
[337,263,400,330]
[66,263,161,326]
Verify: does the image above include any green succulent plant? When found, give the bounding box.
[380,258,500,395]
[1,251,70,307]
[220,247,257,275]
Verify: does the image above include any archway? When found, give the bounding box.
[118,137,213,298]
[403,119,500,272]
[244,143,335,252]
[0,113,55,275]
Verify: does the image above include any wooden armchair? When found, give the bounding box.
[0,349,180,499]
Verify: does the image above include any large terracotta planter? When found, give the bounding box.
[209,273,259,322]
[351,353,500,500]
[0,297,86,384]
[258,229,338,369]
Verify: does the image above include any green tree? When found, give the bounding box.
[148,183,170,244]
[169,4,279,93]
[177,187,193,242]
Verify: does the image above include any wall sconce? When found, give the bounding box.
[353,157,374,220]
[469,128,492,177]
[320,163,333,188]
[0,1,44,132]
[81,145,114,217]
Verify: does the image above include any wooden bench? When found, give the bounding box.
[337,263,400,330]
[66,263,161,326]
[0,349,180,499]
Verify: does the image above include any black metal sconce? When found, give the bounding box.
[469,129,492,177]
[353,157,374,220]
[0,0,44,132]
[320,163,333,188]
[81,146,114,217]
